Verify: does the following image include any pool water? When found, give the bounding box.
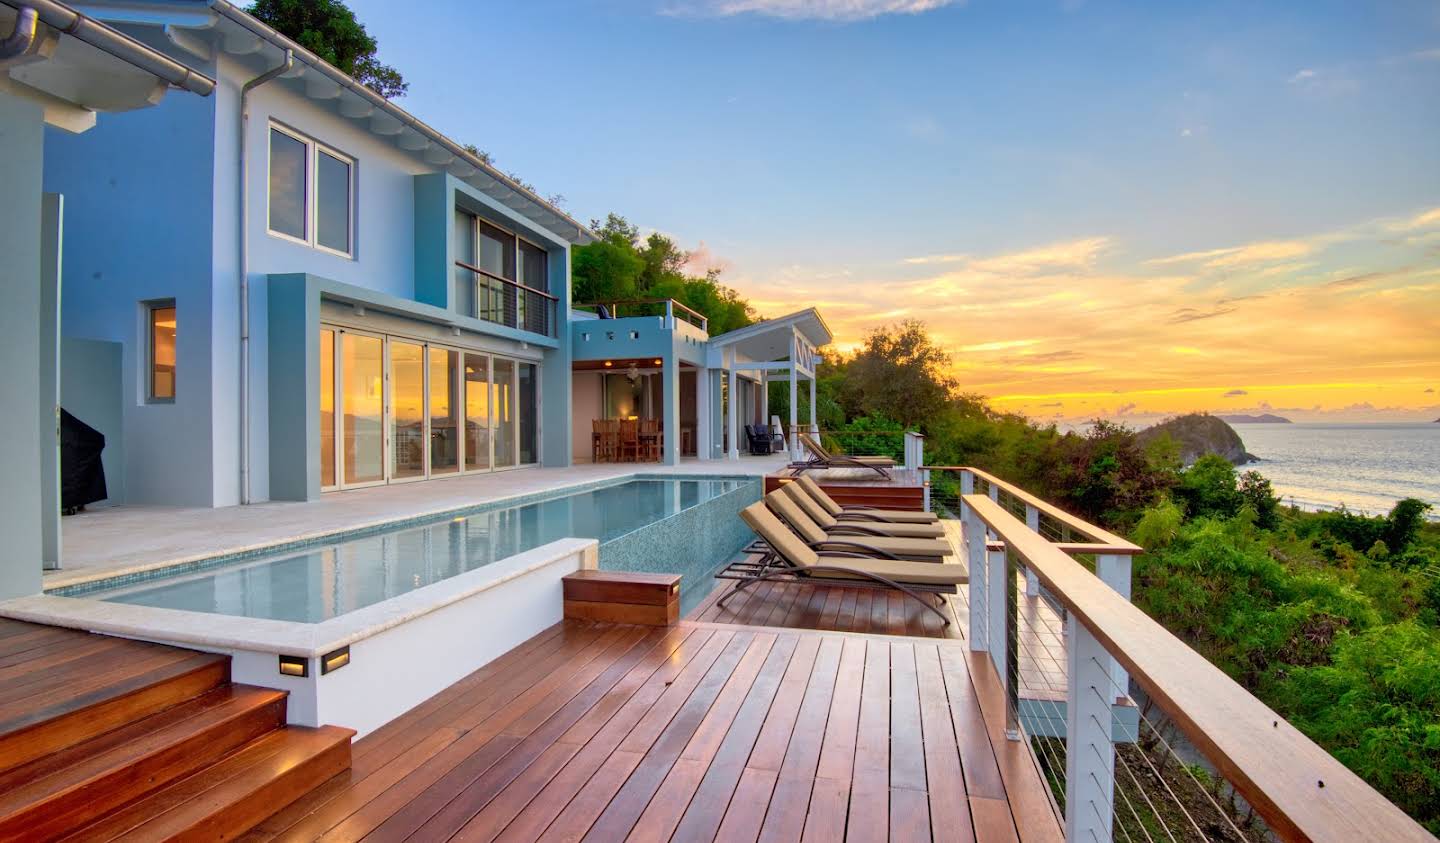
[83,477,759,623]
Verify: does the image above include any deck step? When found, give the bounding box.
[0,685,287,840]
[60,725,355,842]
[0,648,230,773]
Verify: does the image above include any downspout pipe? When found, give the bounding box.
[0,6,37,60]
[238,48,292,505]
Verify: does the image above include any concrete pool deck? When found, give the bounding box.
[49,455,790,589]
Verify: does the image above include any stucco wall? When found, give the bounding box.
[61,338,126,506]
[0,94,45,599]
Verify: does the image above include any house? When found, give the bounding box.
[1,0,213,602]
[40,0,830,519]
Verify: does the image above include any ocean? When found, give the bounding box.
[1234,423,1440,518]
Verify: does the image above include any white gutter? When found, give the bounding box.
[237,48,292,505]
[208,0,593,245]
[2,0,214,94]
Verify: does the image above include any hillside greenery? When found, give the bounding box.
[771,319,1440,832]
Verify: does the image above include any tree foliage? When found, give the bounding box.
[248,0,407,98]
[570,213,754,335]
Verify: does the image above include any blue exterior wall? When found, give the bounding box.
[43,72,220,506]
[61,338,127,507]
[0,94,46,600]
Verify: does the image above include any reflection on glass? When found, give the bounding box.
[518,362,537,464]
[477,221,514,324]
[268,128,306,240]
[493,358,515,468]
[390,341,425,479]
[342,333,384,484]
[464,353,489,471]
[320,328,335,487]
[453,210,476,318]
[430,348,460,475]
[316,149,351,254]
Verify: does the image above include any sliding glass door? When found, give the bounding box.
[318,327,539,490]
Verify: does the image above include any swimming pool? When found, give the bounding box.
[71,476,760,623]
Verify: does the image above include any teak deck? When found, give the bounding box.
[245,618,1061,842]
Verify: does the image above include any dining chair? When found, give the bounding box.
[619,418,641,462]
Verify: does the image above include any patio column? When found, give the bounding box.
[759,371,768,436]
[788,363,798,458]
[662,354,679,466]
[727,361,739,461]
[808,375,817,435]
[695,364,710,461]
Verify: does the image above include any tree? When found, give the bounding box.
[1176,455,1243,520]
[839,320,958,430]
[248,0,407,98]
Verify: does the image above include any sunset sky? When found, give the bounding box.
[352,0,1440,422]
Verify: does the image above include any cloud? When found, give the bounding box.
[669,0,961,20]
[1427,388,1436,394]
[968,237,1110,273]
[1168,305,1238,323]
[959,339,1040,353]
[1148,240,1312,269]
[1223,389,1248,398]
[1288,69,1316,84]
[903,115,944,142]
[904,253,969,265]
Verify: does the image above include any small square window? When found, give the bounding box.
[147,301,176,402]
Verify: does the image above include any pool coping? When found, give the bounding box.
[0,537,600,657]
[45,472,761,593]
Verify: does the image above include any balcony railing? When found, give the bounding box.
[573,299,709,333]
[454,260,557,337]
[924,466,1430,843]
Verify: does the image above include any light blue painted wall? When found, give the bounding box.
[61,338,127,507]
[43,70,219,507]
[0,94,45,599]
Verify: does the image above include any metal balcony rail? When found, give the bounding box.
[454,260,557,337]
[573,299,709,332]
[945,467,1430,842]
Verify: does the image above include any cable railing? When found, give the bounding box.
[945,468,1431,842]
[453,260,557,337]
[572,298,709,332]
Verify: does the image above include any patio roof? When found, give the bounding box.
[707,308,832,364]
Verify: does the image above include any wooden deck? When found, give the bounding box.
[247,619,1062,842]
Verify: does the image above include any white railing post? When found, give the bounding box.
[1096,553,1133,698]
[1066,614,1115,842]
[1024,503,1041,597]
[903,431,924,473]
[922,469,931,512]
[665,299,675,329]
[988,540,1016,740]
[961,473,988,650]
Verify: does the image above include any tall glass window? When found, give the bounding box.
[493,358,516,468]
[341,333,384,484]
[464,353,490,472]
[316,149,351,255]
[518,362,538,465]
[477,221,515,324]
[389,341,425,479]
[268,127,307,241]
[147,302,176,402]
[429,348,460,475]
[453,209,476,318]
[320,328,335,487]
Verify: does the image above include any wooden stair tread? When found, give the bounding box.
[64,725,355,842]
[0,685,287,839]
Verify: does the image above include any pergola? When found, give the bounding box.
[702,309,832,460]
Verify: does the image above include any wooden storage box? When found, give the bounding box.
[562,570,681,626]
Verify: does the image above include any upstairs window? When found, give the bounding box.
[268,124,353,257]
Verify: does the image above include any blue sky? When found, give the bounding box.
[350,0,1440,421]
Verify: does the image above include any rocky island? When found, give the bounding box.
[1136,413,1256,466]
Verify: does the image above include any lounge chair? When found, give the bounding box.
[762,489,951,560]
[745,424,773,456]
[792,475,938,524]
[779,482,946,538]
[788,432,895,479]
[716,502,966,626]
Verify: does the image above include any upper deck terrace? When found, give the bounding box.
[1,458,1432,840]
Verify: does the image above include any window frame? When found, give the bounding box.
[266,122,355,259]
[144,299,177,404]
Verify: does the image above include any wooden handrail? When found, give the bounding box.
[924,465,1141,554]
[963,494,1432,843]
[454,260,559,302]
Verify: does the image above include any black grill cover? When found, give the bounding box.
[60,409,107,510]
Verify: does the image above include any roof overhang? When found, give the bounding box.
[1,0,213,131]
[706,308,833,364]
[66,0,596,246]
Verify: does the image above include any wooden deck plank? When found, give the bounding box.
[916,644,977,843]
[754,637,844,843]
[839,639,891,842]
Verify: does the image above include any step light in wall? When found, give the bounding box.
[278,654,309,677]
[321,645,351,675]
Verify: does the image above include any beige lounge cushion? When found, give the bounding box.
[795,476,937,523]
[812,556,968,586]
[780,483,944,538]
[765,489,949,560]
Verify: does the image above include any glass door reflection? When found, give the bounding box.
[389,340,426,480]
[341,332,384,485]
[429,347,459,475]
[464,353,490,472]
[493,358,516,468]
